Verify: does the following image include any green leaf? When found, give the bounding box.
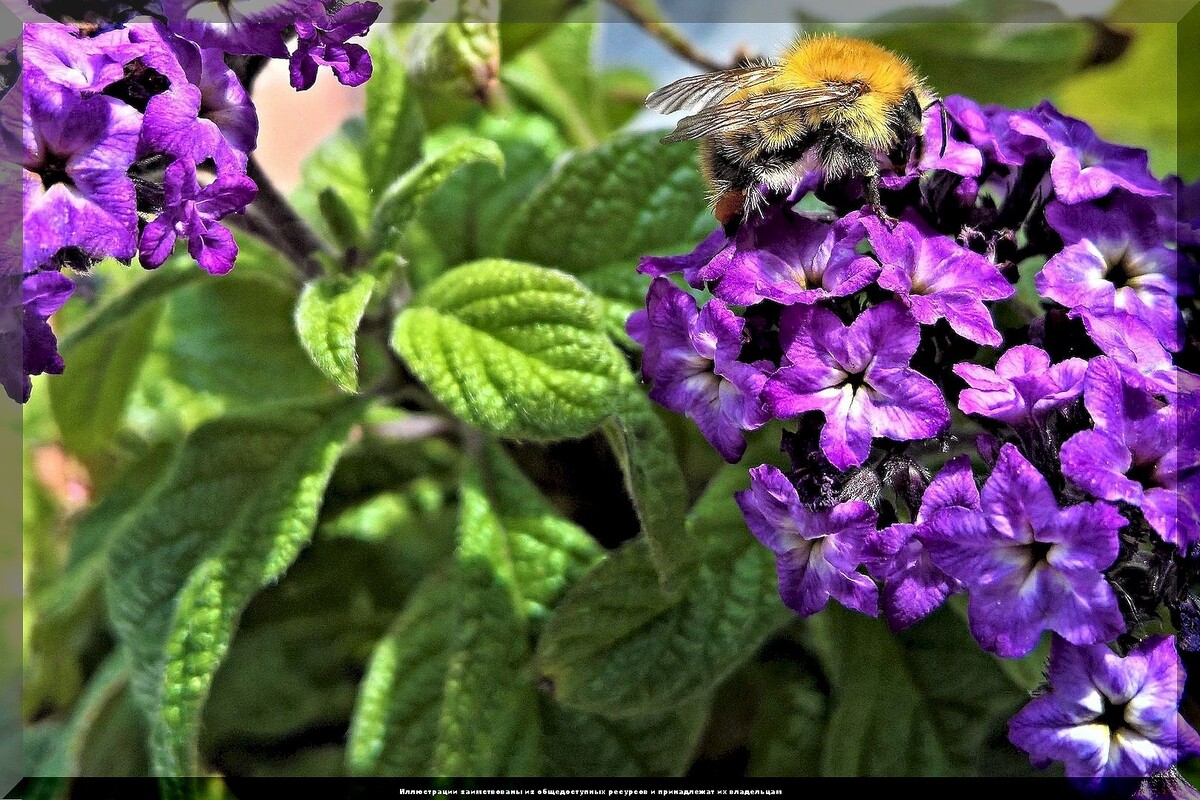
[503,130,711,276]
[391,260,626,440]
[105,397,367,775]
[317,187,363,251]
[815,604,1033,777]
[32,652,129,778]
[458,443,603,628]
[540,697,709,777]
[155,275,332,409]
[746,656,828,777]
[294,272,376,393]
[293,119,373,243]
[602,387,690,586]
[535,466,791,717]
[403,3,501,128]
[371,137,504,252]
[49,264,202,459]
[346,564,542,776]
[599,67,655,131]
[365,35,424,196]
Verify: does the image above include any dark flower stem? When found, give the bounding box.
[243,155,331,281]
[604,0,731,72]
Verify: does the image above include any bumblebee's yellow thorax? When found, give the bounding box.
[775,35,919,151]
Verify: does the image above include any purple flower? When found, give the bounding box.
[922,443,1126,658]
[862,214,1014,345]
[289,1,382,91]
[702,209,879,306]
[1155,175,1200,249]
[22,78,141,272]
[862,455,971,631]
[1061,357,1199,551]
[1075,311,1180,397]
[736,464,878,617]
[1009,634,1200,780]
[1037,196,1182,350]
[1010,101,1167,204]
[16,269,75,402]
[943,96,1036,168]
[139,159,257,274]
[1134,770,1200,800]
[953,345,1087,428]
[160,0,302,58]
[638,227,729,289]
[22,24,139,93]
[630,277,768,462]
[763,301,950,471]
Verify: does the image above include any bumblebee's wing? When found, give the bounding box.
[661,85,859,143]
[644,64,782,115]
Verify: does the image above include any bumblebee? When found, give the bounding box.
[646,34,946,227]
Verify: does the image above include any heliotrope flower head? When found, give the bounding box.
[763,301,950,470]
[736,464,879,617]
[1061,357,1199,551]
[22,77,141,272]
[628,277,768,462]
[862,213,1014,345]
[289,1,382,91]
[861,455,971,631]
[1038,195,1183,350]
[922,444,1126,658]
[1010,101,1167,205]
[1009,634,1200,780]
[953,345,1087,429]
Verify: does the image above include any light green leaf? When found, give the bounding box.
[459,443,603,628]
[391,260,626,440]
[365,35,425,197]
[599,67,655,131]
[105,397,367,775]
[502,130,711,277]
[293,119,373,243]
[295,272,376,394]
[540,697,709,777]
[346,564,542,776]
[815,605,1034,777]
[602,387,690,586]
[535,465,790,717]
[371,137,504,252]
[49,265,202,460]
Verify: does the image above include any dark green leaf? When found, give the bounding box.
[391,260,626,440]
[317,187,363,251]
[105,397,366,775]
[746,657,828,777]
[295,272,376,393]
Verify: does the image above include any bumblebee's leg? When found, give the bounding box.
[819,130,896,226]
[701,135,762,232]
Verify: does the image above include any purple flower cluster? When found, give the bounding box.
[634,97,1200,785]
[6,0,380,401]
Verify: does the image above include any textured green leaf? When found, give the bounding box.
[371,137,504,251]
[815,605,1033,777]
[105,397,366,775]
[295,272,376,393]
[602,387,690,586]
[156,275,332,409]
[50,265,202,459]
[503,131,711,276]
[746,657,828,777]
[502,20,605,147]
[346,564,542,777]
[403,3,500,128]
[536,466,790,717]
[459,443,603,628]
[540,697,709,777]
[365,35,424,196]
[391,260,626,440]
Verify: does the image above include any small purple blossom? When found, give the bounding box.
[736,464,878,617]
[763,301,950,471]
[289,1,382,91]
[160,0,302,58]
[22,78,141,272]
[638,227,729,289]
[22,23,138,93]
[862,455,970,631]
[139,159,257,274]
[1075,311,1181,397]
[17,269,75,402]
[1009,634,1200,780]
[922,444,1126,658]
[953,345,1087,428]
[1061,357,1199,551]
[628,277,768,462]
[862,214,1014,345]
[1010,101,1167,204]
[1038,196,1182,350]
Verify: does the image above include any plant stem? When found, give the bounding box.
[604,0,729,72]
[244,155,330,281]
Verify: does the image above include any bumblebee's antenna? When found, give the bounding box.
[923,97,949,159]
